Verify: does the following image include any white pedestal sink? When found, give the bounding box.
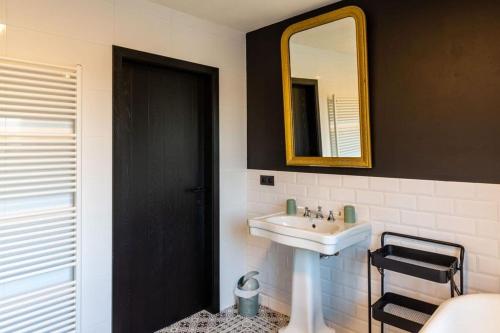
[248,212,371,333]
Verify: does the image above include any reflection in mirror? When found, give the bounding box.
[289,17,360,158]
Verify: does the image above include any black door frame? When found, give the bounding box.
[112,46,220,329]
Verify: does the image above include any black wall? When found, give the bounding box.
[247,0,500,184]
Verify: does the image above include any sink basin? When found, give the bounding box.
[248,211,371,333]
[248,212,371,255]
[421,294,500,333]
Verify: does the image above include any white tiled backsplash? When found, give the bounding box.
[247,170,500,333]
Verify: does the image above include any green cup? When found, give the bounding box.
[344,205,356,223]
[286,199,297,215]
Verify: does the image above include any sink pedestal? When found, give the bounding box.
[280,248,335,333]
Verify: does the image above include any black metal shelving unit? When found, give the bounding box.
[368,232,465,333]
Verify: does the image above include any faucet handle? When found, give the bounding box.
[327,210,335,221]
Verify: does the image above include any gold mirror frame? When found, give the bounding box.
[281,6,371,168]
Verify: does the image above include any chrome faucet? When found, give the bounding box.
[303,207,311,217]
[327,210,335,222]
[315,206,324,219]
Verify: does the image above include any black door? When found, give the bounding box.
[291,78,322,156]
[113,47,219,333]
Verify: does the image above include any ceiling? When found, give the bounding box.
[150,0,342,32]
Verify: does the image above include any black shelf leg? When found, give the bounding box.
[381,267,384,333]
[460,267,464,295]
[368,250,372,333]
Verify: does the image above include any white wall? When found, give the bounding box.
[247,169,500,333]
[0,0,247,331]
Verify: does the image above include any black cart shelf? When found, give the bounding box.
[368,232,465,333]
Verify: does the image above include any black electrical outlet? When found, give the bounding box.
[260,175,275,186]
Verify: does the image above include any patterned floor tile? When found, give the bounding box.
[156,305,289,333]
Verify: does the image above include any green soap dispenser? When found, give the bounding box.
[286,199,297,215]
[344,205,356,223]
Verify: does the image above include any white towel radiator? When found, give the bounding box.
[0,57,81,332]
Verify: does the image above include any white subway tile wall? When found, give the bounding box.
[247,170,500,333]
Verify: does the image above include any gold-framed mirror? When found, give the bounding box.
[281,6,371,168]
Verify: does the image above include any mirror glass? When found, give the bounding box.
[289,17,360,158]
